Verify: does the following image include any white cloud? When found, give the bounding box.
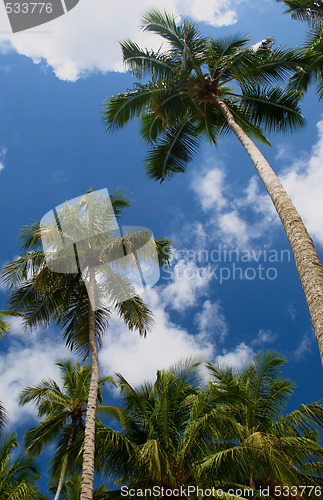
[161,259,210,312]
[251,328,276,347]
[293,333,313,360]
[213,342,254,370]
[0,0,240,81]
[190,165,227,211]
[0,331,75,425]
[194,299,228,341]
[190,162,279,249]
[99,287,215,386]
[280,120,323,247]
[0,147,7,172]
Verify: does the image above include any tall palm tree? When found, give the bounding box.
[103,10,323,365]
[20,360,114,500]
[2,189,171,500]
[0,433,40,499]
[204,351,323,492]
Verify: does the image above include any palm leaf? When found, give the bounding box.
[144,119,199,182]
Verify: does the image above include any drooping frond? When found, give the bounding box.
[104,83,165,131]
[277,0,323,25]
[121,40,175,79]
[238,84,306,132]
[144,119,199,182]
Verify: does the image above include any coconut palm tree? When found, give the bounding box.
[2,189,171,500]
[20,360,114,500]
[204,351,323,492]
[0,433,40,499]
[103,10,323,365]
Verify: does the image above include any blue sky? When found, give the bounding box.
[1,0,323,492]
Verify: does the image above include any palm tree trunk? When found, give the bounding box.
[54,418,76,500]
[212,94,323,363]
[80,268,99,500]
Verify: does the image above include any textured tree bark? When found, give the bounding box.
[80,268,99,500]
[54,418,76,500]
[213,94,323,363]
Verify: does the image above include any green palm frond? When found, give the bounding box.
[144,119,199,182]
[121,40,175,79]
[277,0,323,24]
[238,84,306,132]
[0,310,24,338]
[104,83,165,132]
[141,10,185,50]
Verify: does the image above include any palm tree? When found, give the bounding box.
[103,10,323,365]
[0,433,40,499]
[204,351,323,492]
[20,360,114,500]
[2,189,171,500]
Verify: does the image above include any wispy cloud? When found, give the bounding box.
[293,333,313,360]
[214,343,254,370]
[189,160,279,250]
[0,147,7,173]
[280,119,323,247]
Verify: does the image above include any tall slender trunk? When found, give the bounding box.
[80,268,99,500]
[213,94,323,363]
[54,418,76,500]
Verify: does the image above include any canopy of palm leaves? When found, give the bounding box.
[95,353,323,499]
[204,351,323,492]
[104,10,304,182]
[0,433,40,499]
[19,360,114,484]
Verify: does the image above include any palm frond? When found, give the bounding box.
[238,84,306,132]
[144,119,199,182]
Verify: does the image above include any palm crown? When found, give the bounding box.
[104,10,304,182]
[19,361,114,485]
